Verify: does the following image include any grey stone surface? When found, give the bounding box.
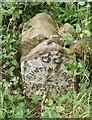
[21,40,75,98]
[21,13,75,98]
[58,23,76,39]
[21,13,58,58]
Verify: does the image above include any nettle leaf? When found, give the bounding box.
[63,33,74,46]
[12,76,19,85]
[76,24,81,33]
[82,30,91,37]
[8,44,12,51]
[0,38,5,46]
[7,66,15,76]
[4,53,14,59]
[3,79,11,88]
[18,10,22,15]
[8,6,15,15]
[9,38,16,44]
[4,52,16,59]
[3,61,10,68]
[80,33,84,39]
[11,59,19,68]
[12,10,22,19]
[86,3,91,8]
[4,34,11,42]
[3,88,10,96]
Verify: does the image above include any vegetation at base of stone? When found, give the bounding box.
[0,1,92,118]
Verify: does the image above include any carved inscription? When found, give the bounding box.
[21,50,74,97]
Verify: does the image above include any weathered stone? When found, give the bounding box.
[21,14,76,99]
[70,42,83,56]
[21,13,58,58]
[58,23,76,39]
[21,39,75,98]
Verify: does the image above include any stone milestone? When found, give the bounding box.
[21,13,75,98]
[21,13,57,58]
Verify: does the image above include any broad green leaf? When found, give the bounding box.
[80,33,84,39]
[9,39,16,44]
[7,66,15,76]
[82,30,90,37]
[76,24,81,33]
[78,1,85,6]
[11,59,19,67]
[12,76,18,85]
